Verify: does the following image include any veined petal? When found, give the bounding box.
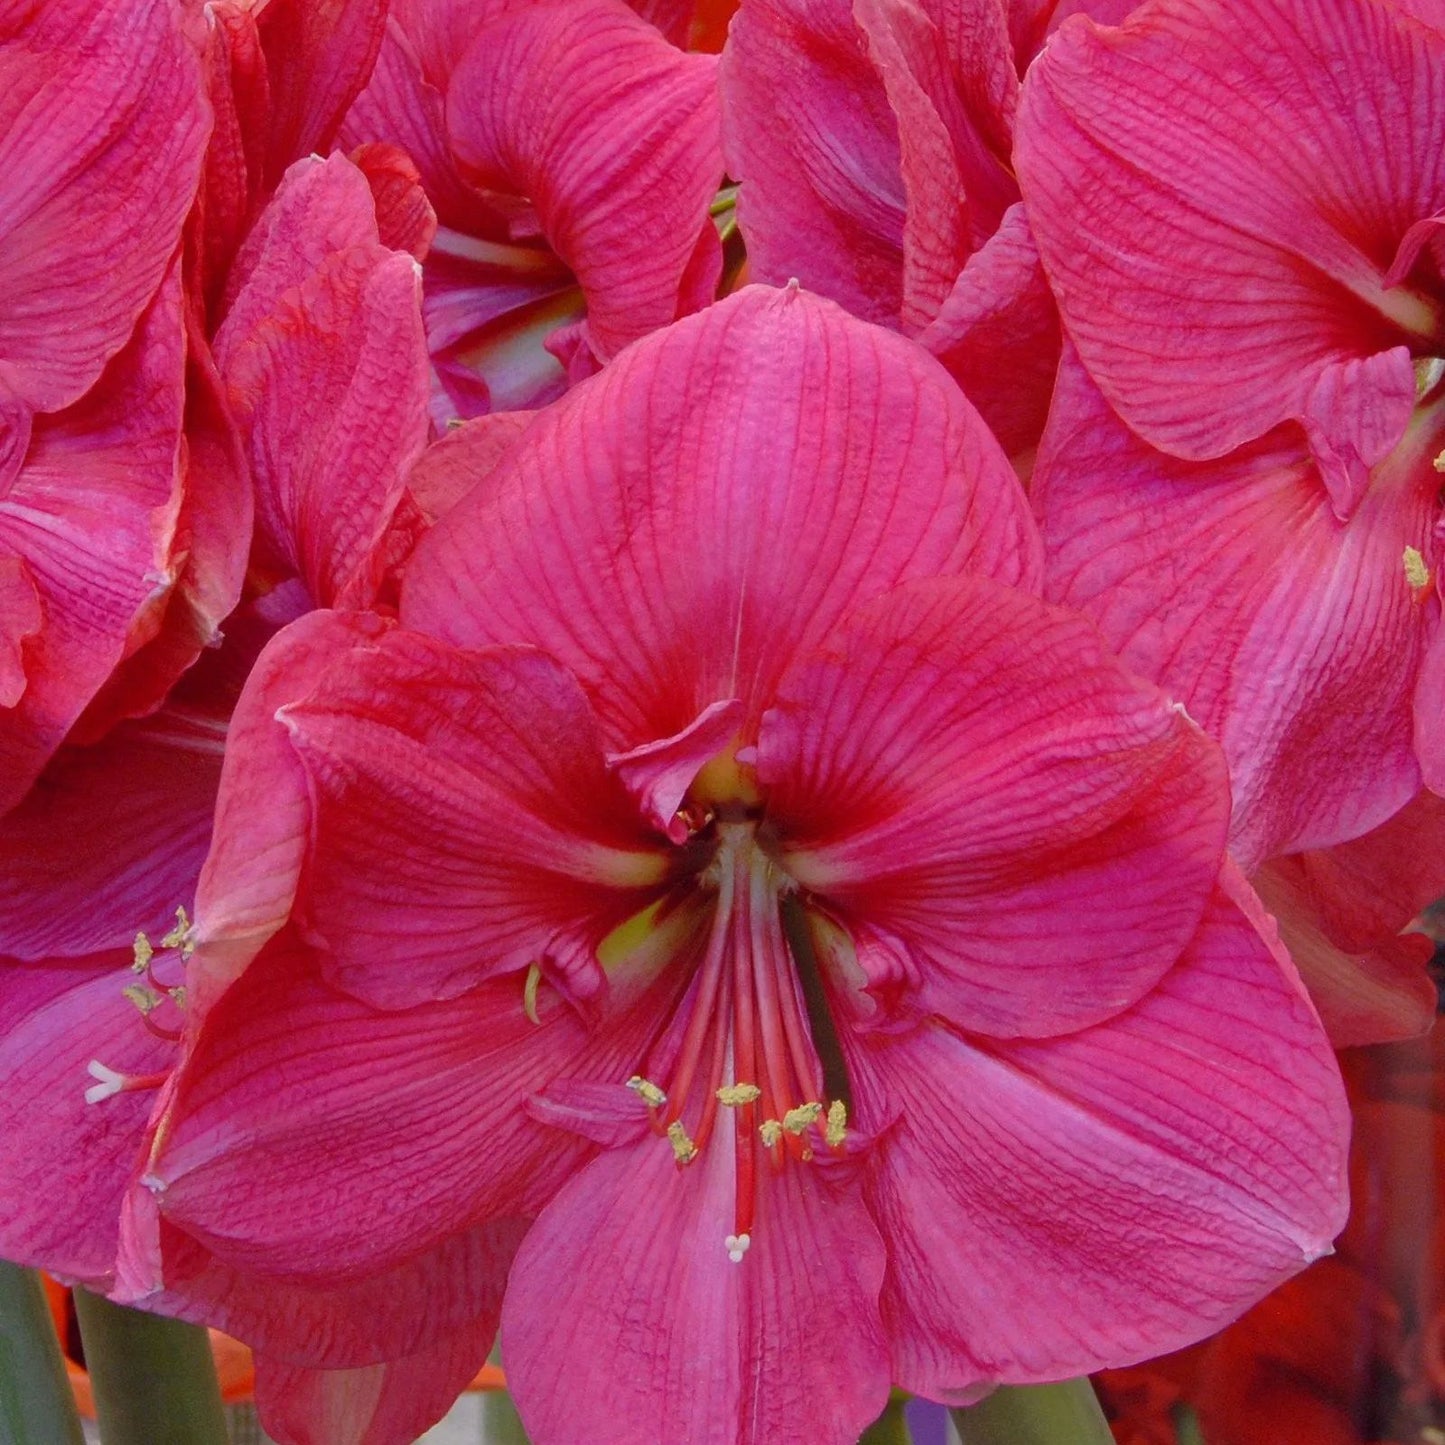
[278,628,670,1009]
[501,1128,890,1445]
[1035,346,1437,865]
[444,0,724,361]
[0,0,208,414]
[403,284,1039,750]
[0,956,172,1287]
[761,575,1229,1036]
[146,930,686,1281]
[0,264,187,811]
[849,873,1348,1398]
[1015,0,1445,481]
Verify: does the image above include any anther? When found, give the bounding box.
[523,964,543,1025]
[724,1232,752,1264]
[716,1082,761,1106]
[160,906,194,958]
[1404,546,1432,591]
[782,1101,822,1135]
[667,1120,698,1164]
[759,1118,783,1148]
[825,1099,847,1148]
[627,1075,667,1107]
[122,984,161,1015]
[1434,447,1445,473]
[132,933,153,973]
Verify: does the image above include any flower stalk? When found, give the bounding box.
[858,1393,914,1445]
[951,1379,1114,1445]
[0,1260,85,1445]
[73,1288,227,1445]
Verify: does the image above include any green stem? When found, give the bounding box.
[0,1260,85,1445]
[1172,1403,1206,1445]
[859,1392,914,1445]
[951,1379,1115,1445]
[73,1289,227,1445]
[482,1388,532,1444]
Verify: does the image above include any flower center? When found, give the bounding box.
[628,821,848,1264]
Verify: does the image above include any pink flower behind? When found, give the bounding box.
[341,0,724,422]
[139,287,1349,1445]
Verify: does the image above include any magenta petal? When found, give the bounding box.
[850,873,1348,1397]
[147,931,681,1281]
[1036,346,1436,865]
[276,628,668,1010]
[1015,0,1445,478]
[0,957,171,1286]
[760,575,1229,1036]
[0,0,208,414]
[502,1132,889,1445]
[404,285,1040,749]
[444,0,724,360]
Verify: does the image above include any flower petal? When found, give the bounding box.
[403,284,1039,750]
[1014,0,1445,485]
[0,0,208,413]
[760,574,1229,1036]
[147,930,685,1281]
[1035,345,1437,865]
[849,872,1349,1397]
[444,0,724,361]
[501,1129,890,1445]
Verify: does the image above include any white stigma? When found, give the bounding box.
[84,1060,126,1105]
[724,1232,751,1264]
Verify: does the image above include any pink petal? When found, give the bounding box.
[444,0,724,360]
[403,411,535,525]
[348,141,439,260]
[850,872,1349,1397]
[146,929,685,1281]
[917,200,1059,462]
[0,0,208,413]
[0,552,40,708]
[279,628,670,1009]
[254,1325,493,1445]
[1014,0,1445,486]
[501,1129,890,1445]
[0,264,187,811]
[0,957,172,1286]
[759,574,1229,1036]
[1248,790,1445,1046]
[1035,345,1438,866]
[194,611,391,1007]
[215,156,430,607]
[0,715,221,960]
[403,284,1040,751]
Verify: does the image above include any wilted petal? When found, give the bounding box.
[0,0,208,413]
[1035,346,1437,865]
[404,285,1039,751]
[760,575,1228,1035]
[851,874,1348,1397]
[501,1128,890,1445]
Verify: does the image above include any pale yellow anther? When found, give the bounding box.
[825,1099,847,1148]
[168,986,187,1010]
[123,984,161,1015]
[782,1102,822,1135]
[1434,447,1445,473]
[716,1082,761,1107]
[627,1075,667,1107]
[160,906,194,958]
[759,1119,783,1148]
[1404,546,1431,591]
[131,933,154,974]
[666,1120,698,1164]
[523,964,543,1026]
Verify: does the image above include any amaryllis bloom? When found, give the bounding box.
[1018,0,1445,863]
[128,286,1349,1445]
[340,0,724,422]
[718,0,1127,458]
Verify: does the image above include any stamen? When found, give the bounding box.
[666,1120,698,1164]
[716,1082,760,1106]
[1404,546,1432,591]
[724,1232,751,1264]
[523,964,543,1025]
[122,984,161,1015]
[160,906,194,958]
[826,1099,847,1148]
[1434,447,1445,473]
[782,1101,822,1135]
[627,1075,667,1107]
[131,933,154,973]
[759,1118,783,1148]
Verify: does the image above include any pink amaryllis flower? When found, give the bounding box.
[126,286,1349,1445]
[1017,0,1445,862]
[339,0,724,422]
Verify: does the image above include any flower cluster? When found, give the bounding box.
[0,0,1437,1442]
